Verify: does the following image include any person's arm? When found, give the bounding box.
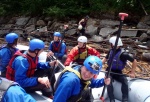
[13,57,38,87]
[64,47,78,66]
[53,72,79,102]
[0,48,12,70]
[47,42,54,57]
[102,57,107,64]
[78,19,84,25]
[88,47,100,57]
[102,51,110,64]
[130,59,137,77]
[48,41,53,51]
[120,52,137,78]
[90,78,104,88]
[3,85,36,102]
[37,60,57,69]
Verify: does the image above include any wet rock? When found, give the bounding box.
[36,20,46,26]
[99,27,118,37]
[65,29,77,36]
[90,35,103,42]
[25,25,35,33]
[137,22,150,29]
[16,17,30,26]
[27,17,38,26]
[86,25,98,36]
[139,33,148,42]
[147,40,150,48]
[121,30,138,37]
[100,20,120,27]
[142,53,150,62]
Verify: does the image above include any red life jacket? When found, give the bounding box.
[52,41,61,53]
[52,41,67,54]
[6,50,38,81]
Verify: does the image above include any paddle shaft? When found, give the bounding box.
[100,13,128,101]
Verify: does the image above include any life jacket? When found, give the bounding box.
[55,66,90,102]
[6,50,38,81]
[107,49,126,70]
[73,47,88,65]
[51,41,67,54]
[0,78,18,101]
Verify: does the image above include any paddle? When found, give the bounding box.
[100,13,128,102]
[100,70,150,81]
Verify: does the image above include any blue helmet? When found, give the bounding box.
[54,32,61,37]
[29,39,45,51]
[83,56,102,74]
[5,33,19,43]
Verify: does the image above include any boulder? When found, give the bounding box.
[142,53,150,62]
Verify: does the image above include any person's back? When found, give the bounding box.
[0,77,36,102]
[0,33,18,77]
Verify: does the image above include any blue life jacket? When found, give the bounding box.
[107,49,126,70]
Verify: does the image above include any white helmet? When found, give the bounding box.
[78,25,83,30]
[78,36,87,43]
[109,36,123,46]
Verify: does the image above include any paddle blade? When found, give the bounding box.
[100,96,105,102]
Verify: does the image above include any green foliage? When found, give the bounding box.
[43,6,66,18]
[0,0,149,17]
[0,7,6,16]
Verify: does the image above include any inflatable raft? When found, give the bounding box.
[17,44,150,102]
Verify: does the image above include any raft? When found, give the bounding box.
[17,44,150,102]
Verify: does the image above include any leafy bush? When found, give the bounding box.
[0,0,149,17]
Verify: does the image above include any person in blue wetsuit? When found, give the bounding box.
[53,55,110,102]
[0,77,36,102]
[47,32,67,64]
[0,33,19,77]
[6,39,57,99]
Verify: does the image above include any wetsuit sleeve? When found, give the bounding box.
[37,62,51,69]
[49,41,53,51]
[64,46,78,66]
[90,78,104,88]
[13,56,38,87]
[53,73,80,102]
[88,47,100,57]
[54,43,66,58]
[3,85,36,102]
[0,48,12,71]
[120,52,134,62]
[105,50,110,59]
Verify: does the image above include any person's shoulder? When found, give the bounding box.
[0,47,10,51]
[62,42,66,46]
[87,45,95,50]
[14,55,28,62]
[50,41,54,44]
[62,72,80,83]
[72,46,78,50]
